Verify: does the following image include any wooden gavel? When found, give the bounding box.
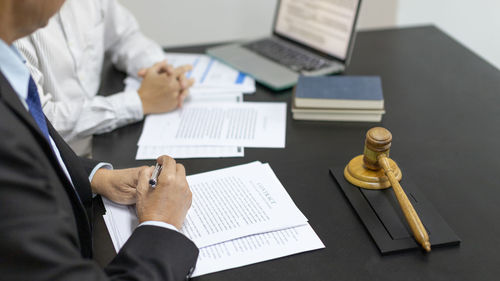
[344,127,431,252]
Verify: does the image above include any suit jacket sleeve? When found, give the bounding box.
[107,226,199,280]
[0,75,199,281]
[79,156,102,175]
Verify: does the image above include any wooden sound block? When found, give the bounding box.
[330,166,461,254]
[344,155,402,189]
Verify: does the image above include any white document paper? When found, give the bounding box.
[103,200,324,277]
[165,53,255,93]
[138,102,287,148]
[104,162,307,248]
[135,92,244,160]
[136,145,244,160]
[102,200,138,251]
[187,91,243,103]
[192,224,325,277]
[182,162,306,247]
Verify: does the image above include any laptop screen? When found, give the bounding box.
[274,0,360,60]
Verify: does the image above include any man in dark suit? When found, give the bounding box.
[0,0,199,280]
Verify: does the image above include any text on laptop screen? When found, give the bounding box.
[275,0,360,60]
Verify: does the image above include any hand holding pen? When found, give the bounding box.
[135,156,193,230]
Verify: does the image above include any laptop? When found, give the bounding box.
[207,0,362,90]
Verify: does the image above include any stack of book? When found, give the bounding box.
[292,76,385,122]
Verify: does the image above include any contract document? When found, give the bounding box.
[138,102,287,148]
[103,208,323,277]
[102,162,324,277]
[135,92,245,159]
[104,162,307,248]
[192,224,325,277]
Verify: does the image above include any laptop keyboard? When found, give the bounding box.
[244,38,332,72]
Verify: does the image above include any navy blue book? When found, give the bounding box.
[294,76,384,109]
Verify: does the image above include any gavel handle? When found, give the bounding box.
[378,155,431,252]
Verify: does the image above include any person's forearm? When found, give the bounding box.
[43,90,143,142]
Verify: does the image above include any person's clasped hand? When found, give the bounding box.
[137,60,195,114]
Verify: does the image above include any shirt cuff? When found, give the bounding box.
[89,162,113,198]
[138,221,180,233]
[107,89,144,121]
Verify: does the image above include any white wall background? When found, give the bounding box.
[119,0,500,70]
[396,0,500,70]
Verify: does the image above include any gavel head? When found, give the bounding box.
[363,127,392,170]
[344,127,401,189]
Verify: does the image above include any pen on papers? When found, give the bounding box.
[149,163,162,188]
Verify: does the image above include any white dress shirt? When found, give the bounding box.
[14,0,165,155]
[1,39,178,234]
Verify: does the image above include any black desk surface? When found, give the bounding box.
[93,26,500,280]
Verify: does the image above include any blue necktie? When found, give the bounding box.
[26,77,50,141]
[25,77,81,201]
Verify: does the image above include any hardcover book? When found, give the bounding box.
[291,99,385,122]
[294,76,384,109]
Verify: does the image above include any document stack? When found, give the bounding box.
[291,76,385,122]
[136,101,287,159]
[124,53,287,160]
[103,162,325,277]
